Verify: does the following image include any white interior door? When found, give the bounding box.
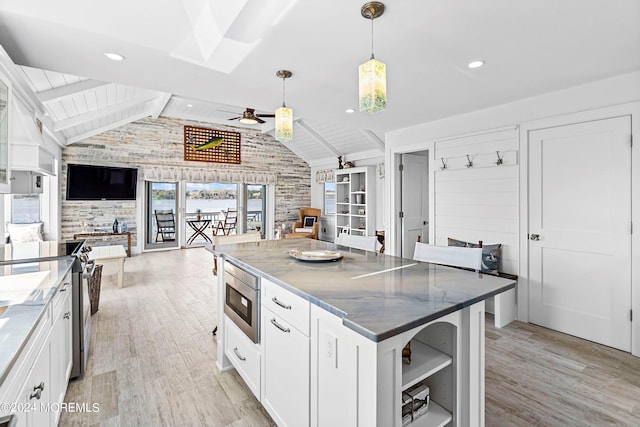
[529,116,631,351]
[401,153,429,258]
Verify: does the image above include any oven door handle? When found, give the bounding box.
[83,260,97,279]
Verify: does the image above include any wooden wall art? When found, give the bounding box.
[183,126,241,164]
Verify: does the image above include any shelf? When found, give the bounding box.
[351,214,365,218]
[337,181,350,184]
[406,401,452,427]
[351,203,365,206]
[336,213,349,216]
[402,340,452,390]
[351,191,366,194]
[336,202,349,205]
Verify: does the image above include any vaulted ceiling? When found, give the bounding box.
[0,0,638,166]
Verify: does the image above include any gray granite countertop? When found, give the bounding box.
[0,259,74,386]
[208,239,516,342]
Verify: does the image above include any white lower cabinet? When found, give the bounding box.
[261,306,310,427]
[224,315,261,399]
[0,273,74,427]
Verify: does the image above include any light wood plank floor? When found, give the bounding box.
[60,249,640,426]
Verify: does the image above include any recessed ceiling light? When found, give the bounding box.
[187,103,193,108]
[345,108,356,113]
[467,60,485,69]
[104,52,125,61]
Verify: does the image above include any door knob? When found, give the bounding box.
[529,234,540,241]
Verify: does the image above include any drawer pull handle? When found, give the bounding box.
[270,318,291,333]
[64,312,71,319]
[60,282,70,292]
[233,347,246,361]
[272,297,292,310]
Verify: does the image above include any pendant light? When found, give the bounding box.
[275,70,293,141]
[359,2,386,114]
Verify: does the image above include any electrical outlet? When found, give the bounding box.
[325,332,338,368]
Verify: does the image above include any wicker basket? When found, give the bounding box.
[89,263,103,315]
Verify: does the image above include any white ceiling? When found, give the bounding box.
[0,0,638,164]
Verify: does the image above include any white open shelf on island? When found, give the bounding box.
[402,340,452,390]
[407,401,452,427]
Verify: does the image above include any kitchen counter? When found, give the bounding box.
[0,259,74,385]
[208,239,515,342]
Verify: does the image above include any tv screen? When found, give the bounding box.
[66,164,138,200]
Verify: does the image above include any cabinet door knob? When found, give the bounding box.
[529,234,540,241]
[272,297,292,310]
[270,318,291,333]
[233,347,246,361]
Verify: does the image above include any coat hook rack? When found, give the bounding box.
[495,151,503,165]
[440,157,447,170]
[466,155,473,168]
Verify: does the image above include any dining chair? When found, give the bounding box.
[154,209,176,242]
[213,208,238,236]
[335,233,378,252]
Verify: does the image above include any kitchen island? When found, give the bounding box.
[210,239,515,427]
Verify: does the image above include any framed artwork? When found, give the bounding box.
[184,125,241,164]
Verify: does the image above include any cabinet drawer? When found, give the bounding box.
[261,279,310,336]
[224,315,261,400]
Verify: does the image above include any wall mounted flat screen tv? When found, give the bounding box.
[66,164,138,200]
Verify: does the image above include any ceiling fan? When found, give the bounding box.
[227,108,275,125]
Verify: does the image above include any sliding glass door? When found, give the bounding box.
[246,184,266,238]
[184,182,238,246]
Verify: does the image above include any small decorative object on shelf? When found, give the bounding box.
[344,160,355,168]
[358,208,365,215]
[112,218,118,233]
[402,382,430,424]
[117,222,127,233]
[338,155,344,169]
[402,342,411,364]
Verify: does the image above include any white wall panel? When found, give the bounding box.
[432,129,518,275]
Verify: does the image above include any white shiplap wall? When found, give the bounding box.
[432,128,519,275]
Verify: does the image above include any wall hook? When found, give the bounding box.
[440,157,447,170]
[495,151,503,165]
[466,155,473,168]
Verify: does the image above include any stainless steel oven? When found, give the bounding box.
[223,261,260,343]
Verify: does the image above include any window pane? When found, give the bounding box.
[12,195,40,223]
[324,182,336,215]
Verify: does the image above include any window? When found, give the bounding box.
[324,182,336,215]
[11,194,40,223]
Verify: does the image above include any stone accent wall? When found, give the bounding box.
[61,116,310,246]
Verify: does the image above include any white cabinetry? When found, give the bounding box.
[11,171,43,194]
[11,144,55,176]
[224,314,261,399]
[335,166,376,237]
[0,273,74,427]
[261,279,310,427]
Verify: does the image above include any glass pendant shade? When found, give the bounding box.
[358,57,386,113]
[275,106,293,141]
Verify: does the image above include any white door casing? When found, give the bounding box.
[528,116,631,351]
[401,153,429,258]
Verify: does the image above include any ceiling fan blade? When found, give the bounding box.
[256,117,266,124]
[228,116,241,121]
[256,114,275,118]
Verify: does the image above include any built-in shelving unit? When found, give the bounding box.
[402,324,455,426]
[335,166,376,238]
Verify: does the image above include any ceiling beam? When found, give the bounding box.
[53,94,158,131]
[37,79,110,103]
[66,110,153,145]
[151,93,172,119]
[297,119,342,158]
[360,129,385,152]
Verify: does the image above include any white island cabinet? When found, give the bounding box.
[212,240,515,427]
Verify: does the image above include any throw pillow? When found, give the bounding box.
[447,237,501,274]
[6,222,45,243]
[303,216,317,228]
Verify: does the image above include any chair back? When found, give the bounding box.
[335,234,378,252]
[212,231,261,274]
[154,209,176,242]
[214,208,238,235]
[413,242,482,270]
